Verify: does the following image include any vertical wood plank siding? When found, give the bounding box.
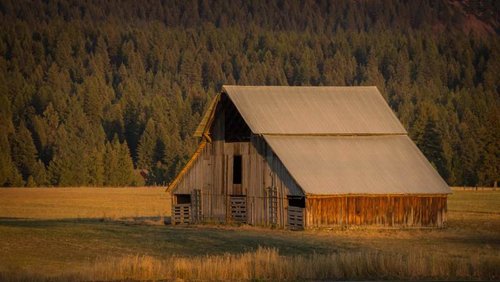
[306,196,447,228]
[172,112,303,228]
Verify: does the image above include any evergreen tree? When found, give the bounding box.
[0,132,23,186]
[116,140,135,186]
[0,88,19,186]
[477,109,499,186]
[48,126,84,186]
[420,118,450,182]
[137,119,157,170]
[11,123,41,185]
[32,103,59,166]
[103,140,119,186]
[104,137,135,186]
[87,148,105,187]
[0,133,13,186]
[32,160,47,186]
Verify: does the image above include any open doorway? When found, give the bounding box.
[287,196,305,230]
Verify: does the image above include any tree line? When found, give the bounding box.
[0,0,498,187]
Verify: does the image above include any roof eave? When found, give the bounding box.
[304,192,451,197]
[193,93,221,137]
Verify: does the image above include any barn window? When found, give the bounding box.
[288,197,305,208]
[233,155,242,184]
[176,194,191,204]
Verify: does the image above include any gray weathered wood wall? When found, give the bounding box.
[172,107,303,227]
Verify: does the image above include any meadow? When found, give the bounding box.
[0,188,498,280]
[0,187,171,220]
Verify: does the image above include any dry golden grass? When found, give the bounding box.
[0,189,498,281]
[448,189,500,213]
[2,247,498,281]
[0,187,171,219]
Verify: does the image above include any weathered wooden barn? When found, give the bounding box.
[167,86,451,229]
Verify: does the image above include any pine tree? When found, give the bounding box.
[137,119,157,170]
[0,134,12,185]
[47,102,102,186]
[459,110,481,186]
[477,109,499,186]
[0,90,17,186]
[48,126,87,186]
[116,140,135,186]
[32,160,47,186]
[55,32,73,68]
[87,148,105,187]
[361,51,386,93]
[420,118,449,182]
[104,137,134,186]
[80,76,108,121]
[0,132,23,186]
[11,123,39,185]
[104,140,119,186]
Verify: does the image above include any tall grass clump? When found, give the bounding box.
[5,247,496,281]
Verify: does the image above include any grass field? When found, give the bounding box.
[0,187,171,220]
[0,188,498,280]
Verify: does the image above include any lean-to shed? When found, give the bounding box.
[167,86,450,229]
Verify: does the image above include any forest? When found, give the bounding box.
[0,0,498,187]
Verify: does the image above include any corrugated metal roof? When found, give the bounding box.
[223,86,407,135]
[263,135,450,195]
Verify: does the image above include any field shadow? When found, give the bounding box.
[0,217,353,256]
[1,217,497,258]
[0,216,167,225]
[0,217,98,228]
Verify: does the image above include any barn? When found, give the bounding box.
[167,86,451,229]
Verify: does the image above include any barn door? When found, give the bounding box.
[173,190,202,224]
[288,197,305,230]
[230,195,247,223]
[173,194,191,225]
[288,207,304,230]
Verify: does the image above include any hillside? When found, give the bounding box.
[0,0,498,187]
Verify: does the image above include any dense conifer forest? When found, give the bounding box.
[0,0,498,187]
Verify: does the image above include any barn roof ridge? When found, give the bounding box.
[257,132,406,136]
